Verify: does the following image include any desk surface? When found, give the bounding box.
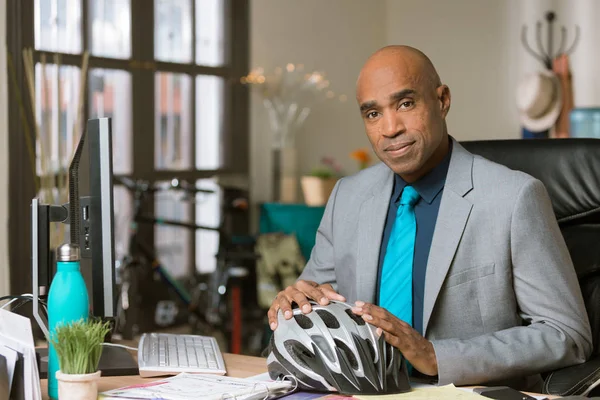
[40,353,558,399]
[39,353,266,400]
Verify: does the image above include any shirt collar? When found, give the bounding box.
[392,140,453,205]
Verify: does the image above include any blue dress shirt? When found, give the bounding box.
[376,145,452,335]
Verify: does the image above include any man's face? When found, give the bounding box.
[356,61,449,180]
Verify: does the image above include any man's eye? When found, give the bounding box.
[366,111,379,119]
[399,101,414,109]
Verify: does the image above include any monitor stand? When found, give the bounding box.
[37,345,139,378]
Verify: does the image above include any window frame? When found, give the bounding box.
[6,0,249,295]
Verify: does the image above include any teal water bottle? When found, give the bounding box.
[47,243,89,400]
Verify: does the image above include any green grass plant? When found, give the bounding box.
[48,319,111,374]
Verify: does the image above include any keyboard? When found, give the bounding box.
[137,333,227,377]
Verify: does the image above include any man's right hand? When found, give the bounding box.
[267,280,346,330]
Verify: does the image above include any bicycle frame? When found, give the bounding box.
[114,176,257,338]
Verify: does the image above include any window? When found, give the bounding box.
[155,0,193,63]
[89,0,131,59]
[155,72,192,171]
[35,0,83,54]
[7,0,249,294]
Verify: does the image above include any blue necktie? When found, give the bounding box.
[379,185,420,326]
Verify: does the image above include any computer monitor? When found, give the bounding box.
[70,117,117,319]
[32,117,138,377]
[32,117,117,319]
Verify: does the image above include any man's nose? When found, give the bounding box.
[382,112,405,138]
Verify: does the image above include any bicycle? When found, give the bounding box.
[112,176,262,354]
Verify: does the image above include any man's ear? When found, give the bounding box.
[437,85,451,118]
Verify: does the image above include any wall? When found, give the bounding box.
[562,0,600,107]
[384,0,558,142]
[384,0,598,139]
[250,1,599,219]
[250,0,387,205]
[248,0,538,215]
[0,0,8,297]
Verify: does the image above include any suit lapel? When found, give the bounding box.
[356,167,394,303]
[422,140,474,335]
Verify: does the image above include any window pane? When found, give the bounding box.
[154,0,192,63]
[155,184,191,278]
[195,179,221,273]
[155,72,192,170]
[35,63,81,175]
[89,0,131,58]
[89,69,133,175]
[195,0,226,66]
[35,0,82,53]
[195,75,224,169]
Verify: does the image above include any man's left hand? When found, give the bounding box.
[351,301,438,377]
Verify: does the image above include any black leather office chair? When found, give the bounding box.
[461,138,600,397]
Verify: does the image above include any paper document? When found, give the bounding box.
[246,372,273,382]
[457,388,547,400]
[354,384,485,399]
[0,309,42,400]
[100,372,295,400]
[0,344,18,393]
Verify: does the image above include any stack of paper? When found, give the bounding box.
[0,309,42,400]
[100,373,295,400]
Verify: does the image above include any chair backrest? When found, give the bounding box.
[461,138,600,356]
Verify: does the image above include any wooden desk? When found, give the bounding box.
[40,354,559,399]
[40,353,267,400]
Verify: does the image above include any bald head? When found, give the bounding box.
[357,45,441,96]
[355,45,451,182]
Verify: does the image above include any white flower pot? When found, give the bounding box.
[301,176,338,206]
[56,370,101,400]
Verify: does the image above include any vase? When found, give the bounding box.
[56,370,101,400]
[301,176,338,206]
[272,146,299,204]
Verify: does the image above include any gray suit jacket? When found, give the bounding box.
[299,139,592,389]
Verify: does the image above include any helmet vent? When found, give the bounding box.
[316,310,340,329]
[284,339,313,370]
[311,335,335,362]
[385,341,395,368]
[293,313,314,329]
[334,339,359,370]
[344,308,366,326]
[365,338,376,362]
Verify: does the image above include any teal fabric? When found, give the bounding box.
[379,186,420,326]
[259,203,325,261]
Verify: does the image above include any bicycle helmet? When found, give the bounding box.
[266,300,411,395]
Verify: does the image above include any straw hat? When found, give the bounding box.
[516,69,563,132]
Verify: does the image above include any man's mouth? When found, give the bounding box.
[385,142,414,155]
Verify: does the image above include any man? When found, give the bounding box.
[267,45,592,390]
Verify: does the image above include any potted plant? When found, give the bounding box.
[301,157,343,206]
[48,319,111,400]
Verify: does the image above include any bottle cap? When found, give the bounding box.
[56,243,80,262]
